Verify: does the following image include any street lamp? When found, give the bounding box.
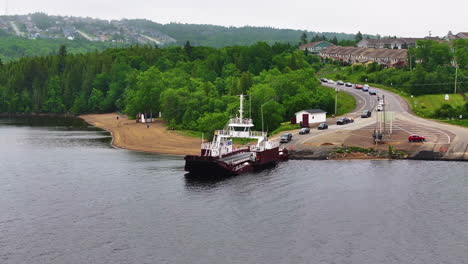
[261,99,274,133]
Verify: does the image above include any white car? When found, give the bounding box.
[328,80,335,84]
[364,84,370,89]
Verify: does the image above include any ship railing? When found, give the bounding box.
[229,118,253,125]
[214,130,230,137]
[249,131,267,138]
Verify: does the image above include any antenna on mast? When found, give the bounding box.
[5,0,8,16]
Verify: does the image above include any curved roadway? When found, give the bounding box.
[280,82,468,159]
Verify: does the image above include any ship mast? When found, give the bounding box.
[239,94,243,120]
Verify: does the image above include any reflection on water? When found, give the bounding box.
[1,117,468,264]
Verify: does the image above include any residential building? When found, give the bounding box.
[299,41,334,54]
[447,32,468,40]
[357,37,440,49]
[319,46,407,67]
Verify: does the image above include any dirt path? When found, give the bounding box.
[80,113,200,156]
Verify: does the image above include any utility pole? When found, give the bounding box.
[334,84,338,116]
[454,65,458,94]
[261,99,273,133]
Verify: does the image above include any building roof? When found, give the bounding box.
[358,37,440,46]
[456,32,468,39]
[299,41,333,50]
[320,46,407,60]
[296,109,327,114]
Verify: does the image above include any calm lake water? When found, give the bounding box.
[1,117,467,264]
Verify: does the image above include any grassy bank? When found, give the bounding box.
[316,85,357,116]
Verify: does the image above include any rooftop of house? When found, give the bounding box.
[320,46,408,59]
[359,37,440,45]
[299,41,333,49]
[297,109,327,114]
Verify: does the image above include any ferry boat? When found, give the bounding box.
[184,95,288,177]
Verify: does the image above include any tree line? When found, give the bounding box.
[0,42,348,133]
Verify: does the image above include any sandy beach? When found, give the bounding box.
[80,113,201,155]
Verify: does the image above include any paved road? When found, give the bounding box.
[280,81,468,159]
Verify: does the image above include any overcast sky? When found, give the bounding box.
[6,0,467,37]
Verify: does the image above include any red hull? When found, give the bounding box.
[185,147,288,178]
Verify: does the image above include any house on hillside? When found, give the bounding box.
[299,41,334,54]
[293,109,327,127]
[447,32,468,40]
[357,37,440,49]
[319,46,407,67]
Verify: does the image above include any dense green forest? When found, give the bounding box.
[0,42,351,133]
[151,22,361,47]
[0,34,124,61]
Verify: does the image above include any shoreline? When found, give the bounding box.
[2,112,464,161]
[79,113,201,156]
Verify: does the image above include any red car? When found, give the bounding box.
[408,135,425,142]
[355,84,363,89]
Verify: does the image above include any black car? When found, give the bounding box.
[317,123,328,130]
[320,78,328,83]
[337,80,345,85]
[336,118,347,125]
[299,128,310,134]
[369,90,377,95]
[280,133,293,143]
[337,117,354,125]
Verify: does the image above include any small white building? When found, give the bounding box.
[294,109,327,127]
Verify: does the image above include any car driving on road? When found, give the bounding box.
[317,123,328,130]
[280,133,293,143]
[320,78,328,83]
[336,117,354,125]
[337,80,344,85]
[361,110,372,118]
[328,80,335,84]
[299,128,310,134]
[408,135,425,142]
[369,90,377,95]
[345,82,353,87]
[355,84,363,89]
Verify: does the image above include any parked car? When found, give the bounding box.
[337,80,344,85]
[408,135,425,142]
[345,82,353,87]
[317,123,328,130]
[376,105,383,111]
[336,118,354,125]
[355,84,363,89]
[361,110,372,118]
[328,80,335,84]
[369,90,377,95]
[320,78,328,83]
[299,127,310,134]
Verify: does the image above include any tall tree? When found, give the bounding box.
[300,32,308,45]
[355,31,363,42]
